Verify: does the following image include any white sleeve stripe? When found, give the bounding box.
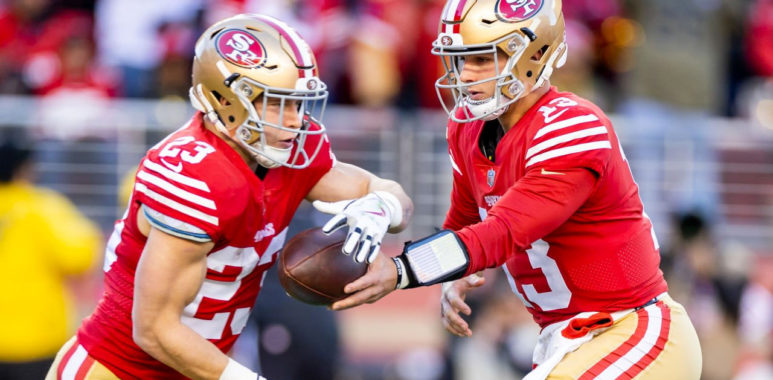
[137,170,216,210]
[534,114,600,139]
[142,160,211,192]
[525,141,612,168]
[135,183,219,226]
[525,126,608,160]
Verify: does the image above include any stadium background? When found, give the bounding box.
[0,0,772,379]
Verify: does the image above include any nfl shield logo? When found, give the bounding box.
[487,168,496,187]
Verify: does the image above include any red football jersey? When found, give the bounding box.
[77,113,334,379]
[443,87,668,328]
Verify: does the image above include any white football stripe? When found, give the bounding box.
[142,160,210,192]
[61,344,88,380]
[135,183,219,226]
[534,114,599,139]
[595,305,664,380]
[525,141,612,167]
[137,170,216,210]
[525,126,608,160]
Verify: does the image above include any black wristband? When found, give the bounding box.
[392,257,403,290]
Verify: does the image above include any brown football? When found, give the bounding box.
[277,227,368,306]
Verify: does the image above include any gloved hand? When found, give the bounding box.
[312,191,402,263]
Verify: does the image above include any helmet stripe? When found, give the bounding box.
[443,0,469,34]
[253,15,316,78]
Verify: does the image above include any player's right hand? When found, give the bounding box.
[440,274,485,337]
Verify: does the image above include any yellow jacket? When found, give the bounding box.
[0,182,101,361]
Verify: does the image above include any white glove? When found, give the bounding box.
[312,191,402,263]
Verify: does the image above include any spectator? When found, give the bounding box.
[745,0,773,79]
[94,0,202,97]
[0,136,101,380]
[665,212,747,380]
[734,254,773,380]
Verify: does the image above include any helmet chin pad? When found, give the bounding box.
[462,96,507,121]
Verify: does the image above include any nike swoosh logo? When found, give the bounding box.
[541,168,565,175]
[365,210,386,217]
[160,159,183,173]
[544,108,569,123]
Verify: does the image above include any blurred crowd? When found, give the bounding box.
[0,0,772,116]
[1,0,772,379]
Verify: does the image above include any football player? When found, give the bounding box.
[45,14,412,380]
[331,1,702,379]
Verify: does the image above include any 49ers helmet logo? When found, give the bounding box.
[496,0,544,22]
[215,29,266,68]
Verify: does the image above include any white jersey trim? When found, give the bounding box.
[135,183,219,226]
[137,170,216,210]
[142,159,211,192]
[534,114,599,139]
[525,126,608,160]
[525,141,612,168]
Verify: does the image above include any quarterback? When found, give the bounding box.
[333,1,702,379]
[45,14,412,380]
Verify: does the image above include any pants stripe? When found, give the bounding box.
[578,301,672,379]
[61,345,88,380]
[74,355,95,380]
[618,302,671,380]
[57,341,80,379]
[578,308,650,380]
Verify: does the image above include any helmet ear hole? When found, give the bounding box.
[229,115,235,123]
[531,45,549,62]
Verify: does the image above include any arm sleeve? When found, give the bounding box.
[457,167,597,276]
[133,155,227,243]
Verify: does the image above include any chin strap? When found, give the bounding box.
[393,230,470,289]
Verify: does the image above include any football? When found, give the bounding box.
[278,227,368,306]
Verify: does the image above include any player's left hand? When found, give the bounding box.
[330,253,398,310]
[441,274,485,337]
[313,192,400,263]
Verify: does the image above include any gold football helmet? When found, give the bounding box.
[432,0,567,122]
[189,14,328,169]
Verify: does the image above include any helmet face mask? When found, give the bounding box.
[432,0,566,123]
[189,14,329,169]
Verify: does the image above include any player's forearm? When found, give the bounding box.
[368,178,413,232]
[133,320,242,380]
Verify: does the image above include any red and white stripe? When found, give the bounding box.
[441,0,470,34]
[253,15,316,78]
[525,114,610,168]
[578,301,672,380]
[136,170,216,210]
[142,160,211,192]
[137,160,219,226]
[57,342,95,380]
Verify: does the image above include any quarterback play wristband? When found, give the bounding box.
[395,230,470,289]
